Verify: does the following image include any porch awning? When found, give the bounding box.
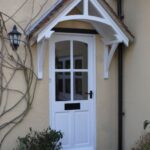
[26,0,134,79]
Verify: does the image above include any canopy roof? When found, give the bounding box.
[26,0,134,45]
[27,0,134,79]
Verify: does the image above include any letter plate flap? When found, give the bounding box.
[65,103,80,110]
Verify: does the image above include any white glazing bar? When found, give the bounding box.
[71,40,73,102]
[55,69,88,72]
[73,69,88,72]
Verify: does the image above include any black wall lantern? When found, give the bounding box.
[8,25,21,50]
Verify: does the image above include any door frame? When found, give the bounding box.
[48,33,97,150]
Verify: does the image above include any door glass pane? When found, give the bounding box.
[74,72,88,100]
[73,41,88,69]
[55,41,70,69]
[56,72,71,101]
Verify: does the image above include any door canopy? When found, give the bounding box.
[26,0,134,79]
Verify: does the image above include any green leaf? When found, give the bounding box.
[144,120,150,130]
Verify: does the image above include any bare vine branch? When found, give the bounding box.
[0,0,51,148]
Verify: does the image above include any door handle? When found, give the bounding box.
[85,90,93,99]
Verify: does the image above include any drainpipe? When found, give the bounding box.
[117,0,124,150]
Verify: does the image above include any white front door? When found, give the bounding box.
[49,34,96,150]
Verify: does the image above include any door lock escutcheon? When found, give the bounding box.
[85,90,93,99]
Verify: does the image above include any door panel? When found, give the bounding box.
[74,111,89,145]
[49,34,95,150]
[55,112,71,146]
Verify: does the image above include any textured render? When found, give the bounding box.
[0,1,118,150]
[96,35,118,150]
[124,0,150,149]
[0,1,54,149]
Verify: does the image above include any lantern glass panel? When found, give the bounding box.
[9,35,13,45]
[17,35,21,45]
[14,34,18,45]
